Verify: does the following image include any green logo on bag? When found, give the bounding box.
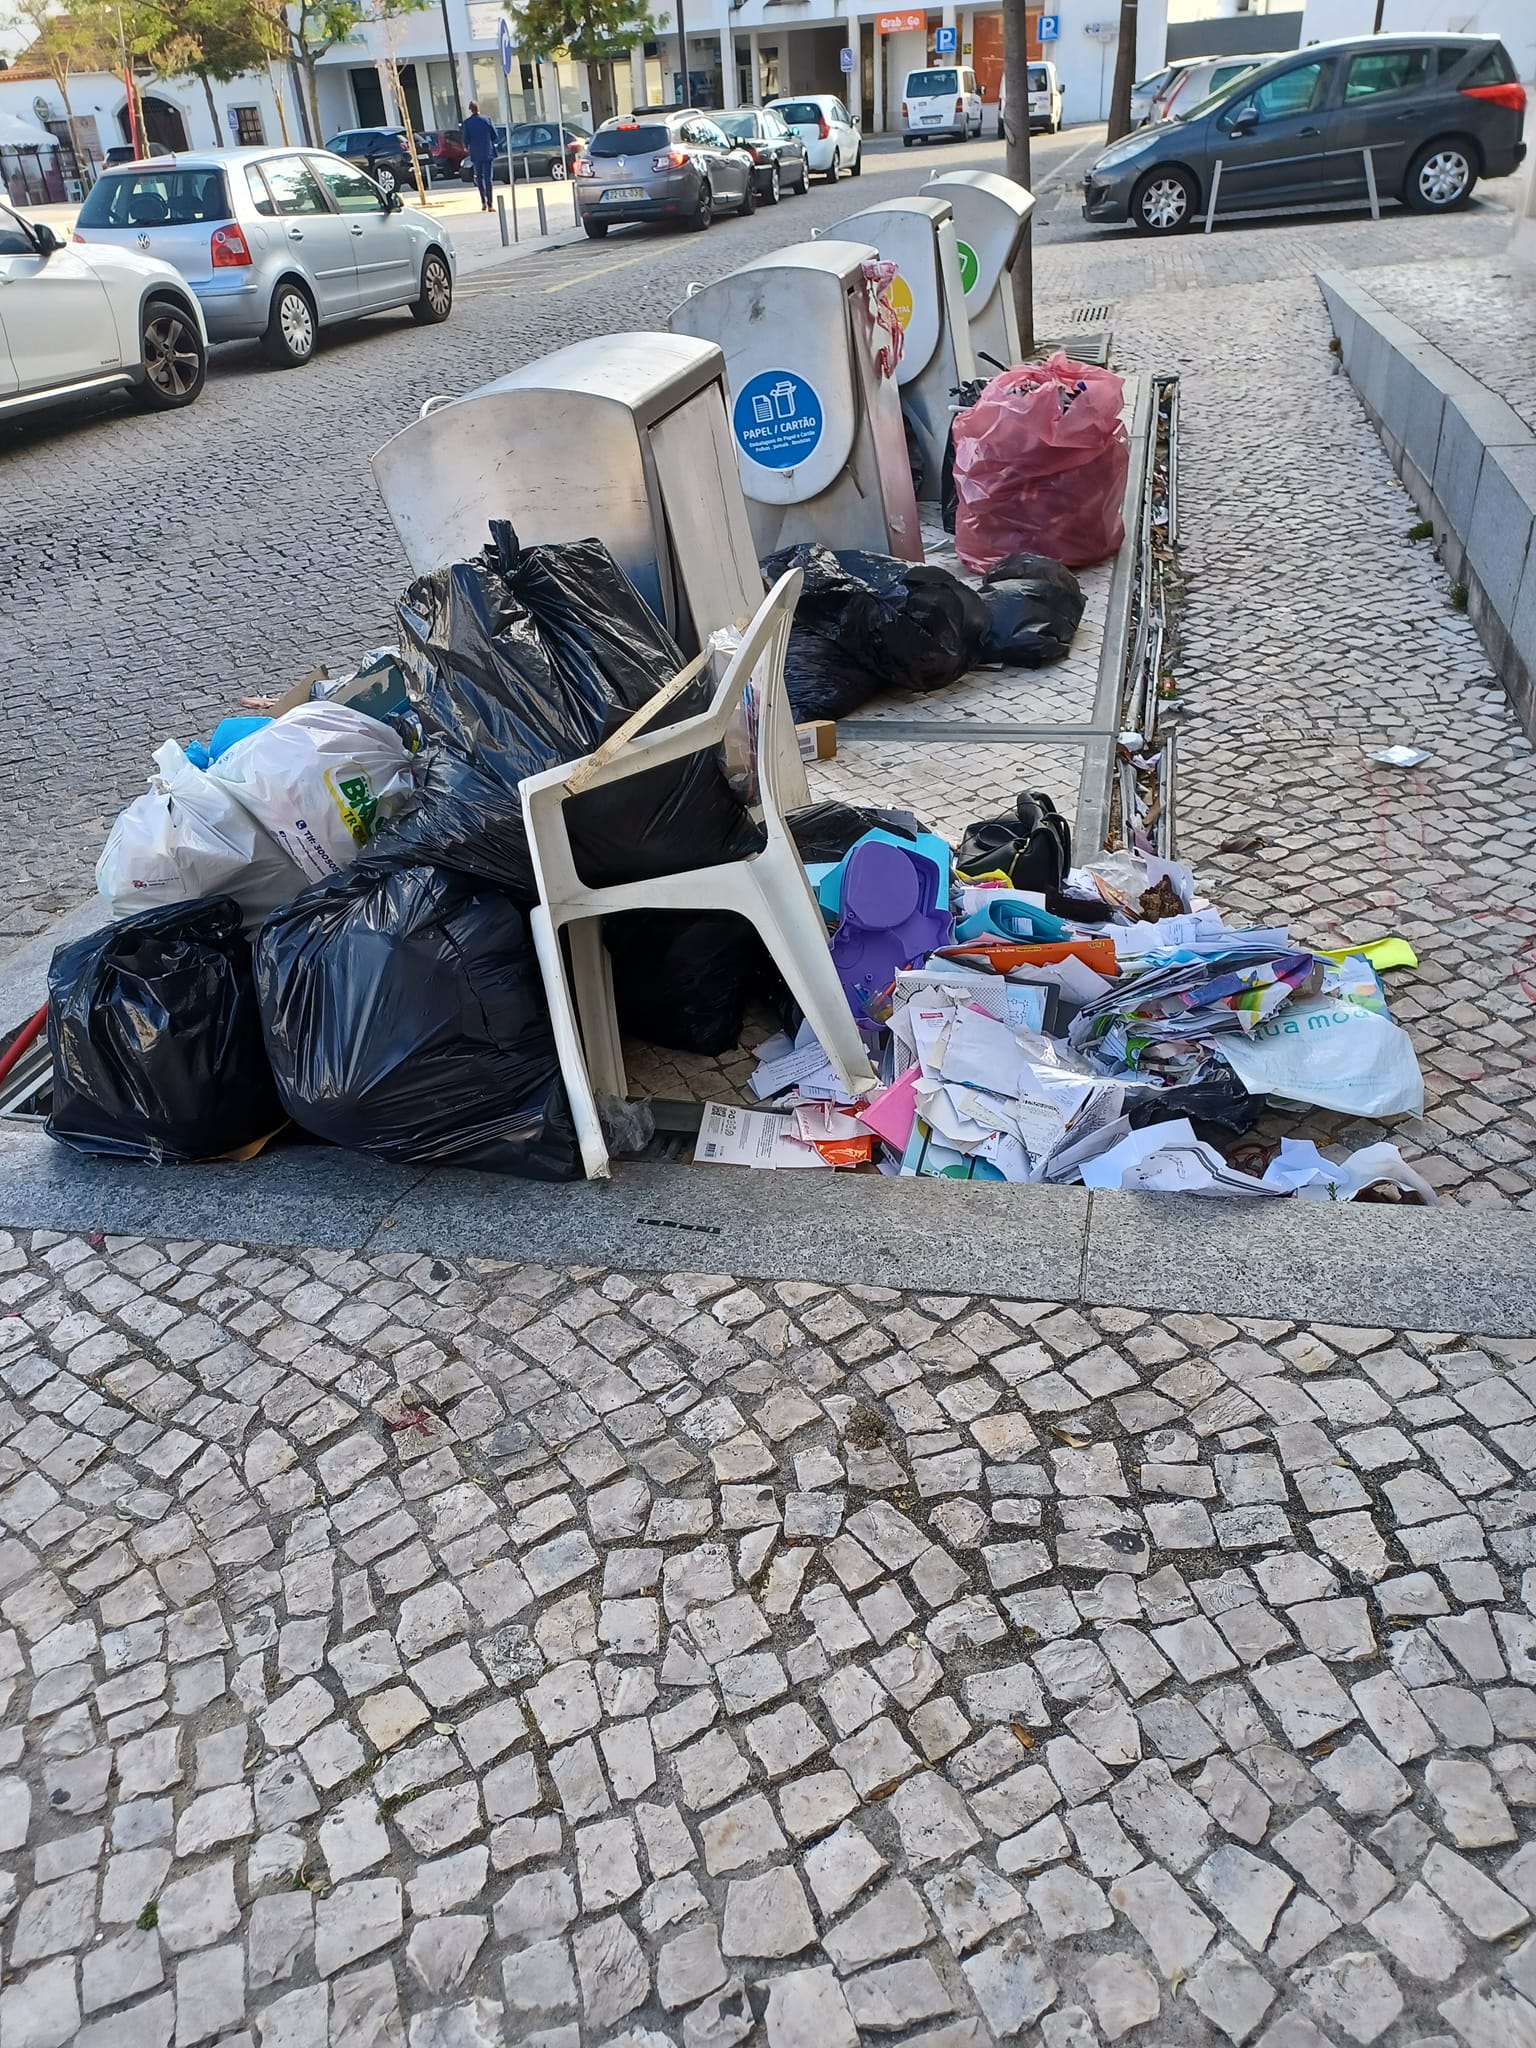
[330,772,379,847]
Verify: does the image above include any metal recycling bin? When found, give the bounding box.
[825,194,979,504]
[668,240,922,564]
[922,167,1035,372]
[370,332,765,659]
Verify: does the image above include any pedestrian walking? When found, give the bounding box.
[461,101,498,211]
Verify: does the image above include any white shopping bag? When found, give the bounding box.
[1219,997,1424,1119]
[209,703,414,881]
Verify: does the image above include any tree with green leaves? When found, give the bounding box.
[142,0,275,144]
[513,0,661,127]
[272,0,428,148]
[1,0,115,165]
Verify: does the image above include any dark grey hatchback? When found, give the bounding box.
[1084,33,1526,235]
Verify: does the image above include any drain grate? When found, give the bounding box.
[637,1216,722,1235]
[1071,303,1114,325]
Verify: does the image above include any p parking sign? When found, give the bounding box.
[934,24,956,53]
[1039,12,1060,40]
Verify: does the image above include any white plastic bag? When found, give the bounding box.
[209,703,414,882]
[1219,997,1424,1118]
[97,741,305,928]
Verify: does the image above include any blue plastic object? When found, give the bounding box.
[185,716,270,771]
[953,895,1072,945]
[829,839,953,1017]
[817,829,952,919]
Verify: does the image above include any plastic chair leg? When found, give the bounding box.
[566,916,627,1103]
[747,873,879,1099]
[530,905,612,1181]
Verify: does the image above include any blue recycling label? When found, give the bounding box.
[733,370,824,471]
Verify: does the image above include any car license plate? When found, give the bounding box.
[603,186,645,201]
[922,115,942,124]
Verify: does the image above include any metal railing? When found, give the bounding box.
[1204,147,1382,234]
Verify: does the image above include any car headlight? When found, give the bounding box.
[1091,136,1156,174]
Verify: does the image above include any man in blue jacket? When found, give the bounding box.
[461,101,498,211]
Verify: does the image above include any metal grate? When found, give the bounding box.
[1071,303,1114,324]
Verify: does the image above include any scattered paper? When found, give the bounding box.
[1080,1119,1283,1197]
[1370,746,1432,768]
[695,1103,831,1170]
[1260,1137,1438,1205]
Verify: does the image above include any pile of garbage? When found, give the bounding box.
[698,793,1435,1203]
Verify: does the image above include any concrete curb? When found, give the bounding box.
[1317,268,1536,739]
[0,1125,1526,1334]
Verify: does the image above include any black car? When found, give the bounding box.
[459,119,592,184]
[323,128,431,197]
[1083,32,1527,235]
[714,108,810,202]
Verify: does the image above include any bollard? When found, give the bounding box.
[496,192,509,247]
[521,154,531,183]
[1362,147,1380,222]
[1204,159,1223,234]
[537,187,548,237]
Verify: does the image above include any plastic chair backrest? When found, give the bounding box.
[724,568,801,848]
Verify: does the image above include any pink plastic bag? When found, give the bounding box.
[952,353,1130,571]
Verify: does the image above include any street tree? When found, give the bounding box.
[276,0,429,146]
[144,0,275,143]
[1105,0,1137,141]
[513,0,661,127]
[1000,0,1033,352]
[2,0,114,163]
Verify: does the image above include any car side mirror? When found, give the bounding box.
[386,189,404,212]
[32,221,60,255]
[1228,106,1257,135]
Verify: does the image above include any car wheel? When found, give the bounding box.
[584,217,609,238]
[549,158,567,180]
[738,170,757,215]
[137,297,205,409]
[688,182,714,231]
[410,249,453,325]
[260,279,317,368]
[823,150,840,183]
[765,161,781,204]
[1131,166,1197,235]
[903,135,914,148]
[795,161,810,192]
[849,145,861,176]
[1404,140,1476,213]
[376,165,398,196]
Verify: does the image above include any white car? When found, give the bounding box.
[0,198,207,420]
[1150,54,1271,123]
[1028,62,1064,134]
[765,95,862,182]
[901,64,985,144]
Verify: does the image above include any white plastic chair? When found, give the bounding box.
[521,569,878,1180]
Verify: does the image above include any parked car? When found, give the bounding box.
[322,128,432,196]
[714,108,809,202]
[575,110,755,237]
[766,95,861,180]
[899,65,984,145]
[422,129,467,181]
[461,120,592,184]
[1149,53,1270,123]
[1083,32,1527,235]
[1129,64,1180,127]
[0,197,207,420]
[72,149,456,367]
[1028,61,1064,133]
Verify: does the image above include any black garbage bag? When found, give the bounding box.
[978,553,1086,667]
[764,544,985,710]
[605,910,765,1057]
[955,791,1072,889]
[1126,1069,1267,1136]
[47,898,282,1163]
[787,800,921,864]
[383,522,761,902]
[255,865,579,1179]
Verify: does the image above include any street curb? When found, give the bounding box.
[0,1126,1525,1333]
[1317,268,1536,743]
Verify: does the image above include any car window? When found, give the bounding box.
[1028,67,1049,91]
[1466,45,1516,85]
[244,165,276,216]
[716,112,757,139]
[532,126,556,145]
[1210,62,1254,93]
[591,123,668,156]
[0,206,34,255]
[907,70,959,97]
[771,102,823,125]
[325,133,354,152]
[75,167,231,229]
[312,157,382,212]
[1243,60,1329,121]
[1344,48,1431,101]
[833,102,852,124]
[261,156,331,216]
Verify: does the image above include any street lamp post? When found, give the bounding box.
[439,0,466,122]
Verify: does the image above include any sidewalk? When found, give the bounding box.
[1360,257,1536,436]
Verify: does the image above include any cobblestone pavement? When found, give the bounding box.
[1360,258,1536,434]
[0,1228,1534,2047]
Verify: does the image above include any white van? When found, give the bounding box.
[901,65,984,145]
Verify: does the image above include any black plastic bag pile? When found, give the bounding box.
[762,544,988,720]
[977,553,1086,668]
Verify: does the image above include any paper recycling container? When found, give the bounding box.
[669,240,922,564]
[825,194,979,503]
[922,167,1035,372]
[370,332,763,660]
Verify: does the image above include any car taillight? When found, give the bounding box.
[575,155,593,175]
[71,230,84,242]
[210,224,251,268]
[901,100,909,119]
[652,148,689,169]
[818,115,830,138]
[955,97,965,114]
[1461,81,1526,114]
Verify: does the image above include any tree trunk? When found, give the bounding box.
[1001,0,1034,356]
[589,60,615,127]
[199,69,222,145]
[1106,0,1138,142]
[54,69,85,177]
[299,54,322,147]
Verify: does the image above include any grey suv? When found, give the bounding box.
[575,110,755,238]
[1083,33,1527,235]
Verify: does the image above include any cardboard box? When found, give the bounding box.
[797,720,837,763]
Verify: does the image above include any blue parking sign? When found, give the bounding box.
[1039,12,1059,39]
[934,24,956,53]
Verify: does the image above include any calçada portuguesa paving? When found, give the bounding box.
[0,1228,1532,2047]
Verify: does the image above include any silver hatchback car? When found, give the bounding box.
[72,147,456,367]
